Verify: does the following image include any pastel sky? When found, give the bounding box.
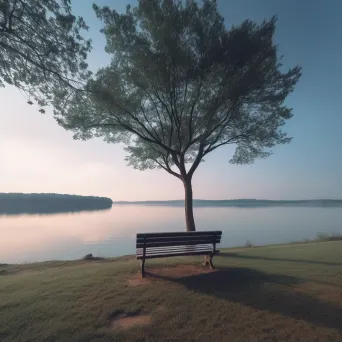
[0,0,341,201]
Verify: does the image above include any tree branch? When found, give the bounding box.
[187,142,205,179]
[0,40,84,91]
[139,100,162,142]
[133,79,168,145]
[203,134,246,155]
[104,100,178,154]
[154,158,182,179]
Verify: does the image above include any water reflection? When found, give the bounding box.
[0,205,341,263]
[0,207,112,216]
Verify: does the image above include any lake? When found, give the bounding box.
[0,205,341,264]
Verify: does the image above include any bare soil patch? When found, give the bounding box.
[148,264,216,278]
[127,264,216,286]
[109,311,151,330]
[126,274,152,287]
[156,305,166,313]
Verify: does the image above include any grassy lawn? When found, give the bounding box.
[1,241,342,341]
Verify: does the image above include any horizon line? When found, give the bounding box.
[112,198,342,202]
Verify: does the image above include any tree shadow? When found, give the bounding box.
[220,252,342,266]
[147,267,342,331]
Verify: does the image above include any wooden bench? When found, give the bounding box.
[136,231,222,277]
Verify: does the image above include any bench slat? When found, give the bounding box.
[137,232,222,240]
[137,243,212,252]
[137,249,220,260]
[137,231,221,239]
[136,238,220,248]
[138,244,219,252]
[136,235,221,243]
[137,250,213,258]
[137,245,213,256]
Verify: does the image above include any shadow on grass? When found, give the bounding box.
[147,267,342,331]
[220,252,342,266]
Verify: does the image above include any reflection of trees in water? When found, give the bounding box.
[0,193,112,216]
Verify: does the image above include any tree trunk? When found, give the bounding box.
[183,177,196,232]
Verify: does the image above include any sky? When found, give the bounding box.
[0,0,341,201]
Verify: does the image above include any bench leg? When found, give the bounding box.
[203,255,209,267]
[203,254,214,269]
[140,259,145,278]
[208,254,214,270]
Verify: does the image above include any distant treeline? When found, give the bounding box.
[0,193,113,215]
[113,199,342,208]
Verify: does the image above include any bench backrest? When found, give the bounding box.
[136,231,222,249]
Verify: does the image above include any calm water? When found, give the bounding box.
[0,205,341,263]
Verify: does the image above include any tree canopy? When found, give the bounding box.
[0,0,91,109]
[54,0,301,231]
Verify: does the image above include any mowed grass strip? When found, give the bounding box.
[0,241,341,341]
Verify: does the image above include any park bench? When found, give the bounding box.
[136,230,222,277]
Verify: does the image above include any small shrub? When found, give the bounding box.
[316,233,342,242]
[244,240,253,248]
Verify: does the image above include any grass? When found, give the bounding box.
[1,242,342,341]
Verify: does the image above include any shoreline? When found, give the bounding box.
[1,235,341,267]
[112,199,342,208]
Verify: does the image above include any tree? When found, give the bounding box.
[54,0,301,231]
[0,0,91,109]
